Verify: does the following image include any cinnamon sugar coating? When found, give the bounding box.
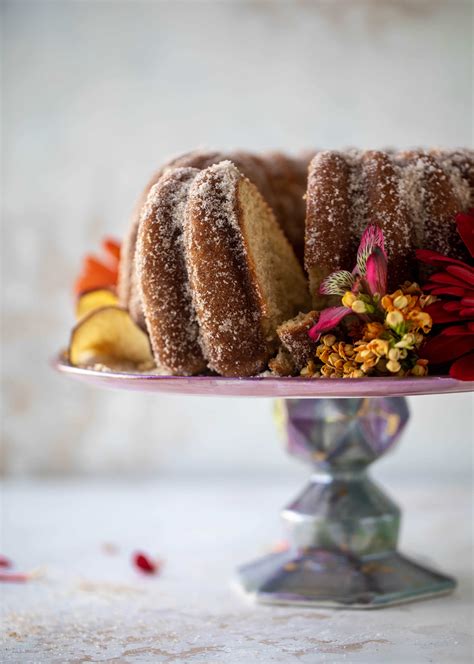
[400,150,471,260]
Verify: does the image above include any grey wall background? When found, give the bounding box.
[1,0,473,479]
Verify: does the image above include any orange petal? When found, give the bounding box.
[84,256,117,279]
[102,237,121,264]
[74,274,116,295]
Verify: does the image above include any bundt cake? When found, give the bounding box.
[118,147,473,377]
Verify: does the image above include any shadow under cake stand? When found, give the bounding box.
[55,358,474,609]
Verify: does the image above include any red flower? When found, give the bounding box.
[416,209,474,381]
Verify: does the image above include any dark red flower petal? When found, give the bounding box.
[425,301,464,324]
[446,264,474,286]
[449,351,474,380]
[459,308,474,318]
[427,271,470,288]
[440,324,473,336]
[455,210,474,259]
[133,552,159,575]
[416,248,468,268]
[421,333,474,363]
[0,556,12,568]
[428,286,469,297]
[443,301,464,311]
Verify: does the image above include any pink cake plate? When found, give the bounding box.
[54,355,473,609]
[54,356,473,398]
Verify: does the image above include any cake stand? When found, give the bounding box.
[55,357,473,609]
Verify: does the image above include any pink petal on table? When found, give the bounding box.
[0,573,30,583]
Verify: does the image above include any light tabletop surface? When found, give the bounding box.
[1,476,472,663]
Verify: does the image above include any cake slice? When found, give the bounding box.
[119,150,312,327]
[118,150,227,329]
[184,161,310,377]
[136,167,207,375]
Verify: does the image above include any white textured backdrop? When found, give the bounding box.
[1,0,473,478]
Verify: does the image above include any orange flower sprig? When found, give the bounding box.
[303,283,434,378]
[74,237,121,295]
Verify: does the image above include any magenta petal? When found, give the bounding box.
[308,306,350,340]
[357,224,386,275]
[360,225,386,255]
[365,248,387,296]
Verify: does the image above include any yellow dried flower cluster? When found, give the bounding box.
[302,282,435,379]
[381,282,436,335]
[301,334,365,379]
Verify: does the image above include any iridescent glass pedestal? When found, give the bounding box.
[55,358,473,609]
[238,397,455,608]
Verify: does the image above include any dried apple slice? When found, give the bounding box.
[76,288,119,319]
[69,306,153,368]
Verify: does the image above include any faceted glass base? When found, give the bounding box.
[237,548,456,609]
